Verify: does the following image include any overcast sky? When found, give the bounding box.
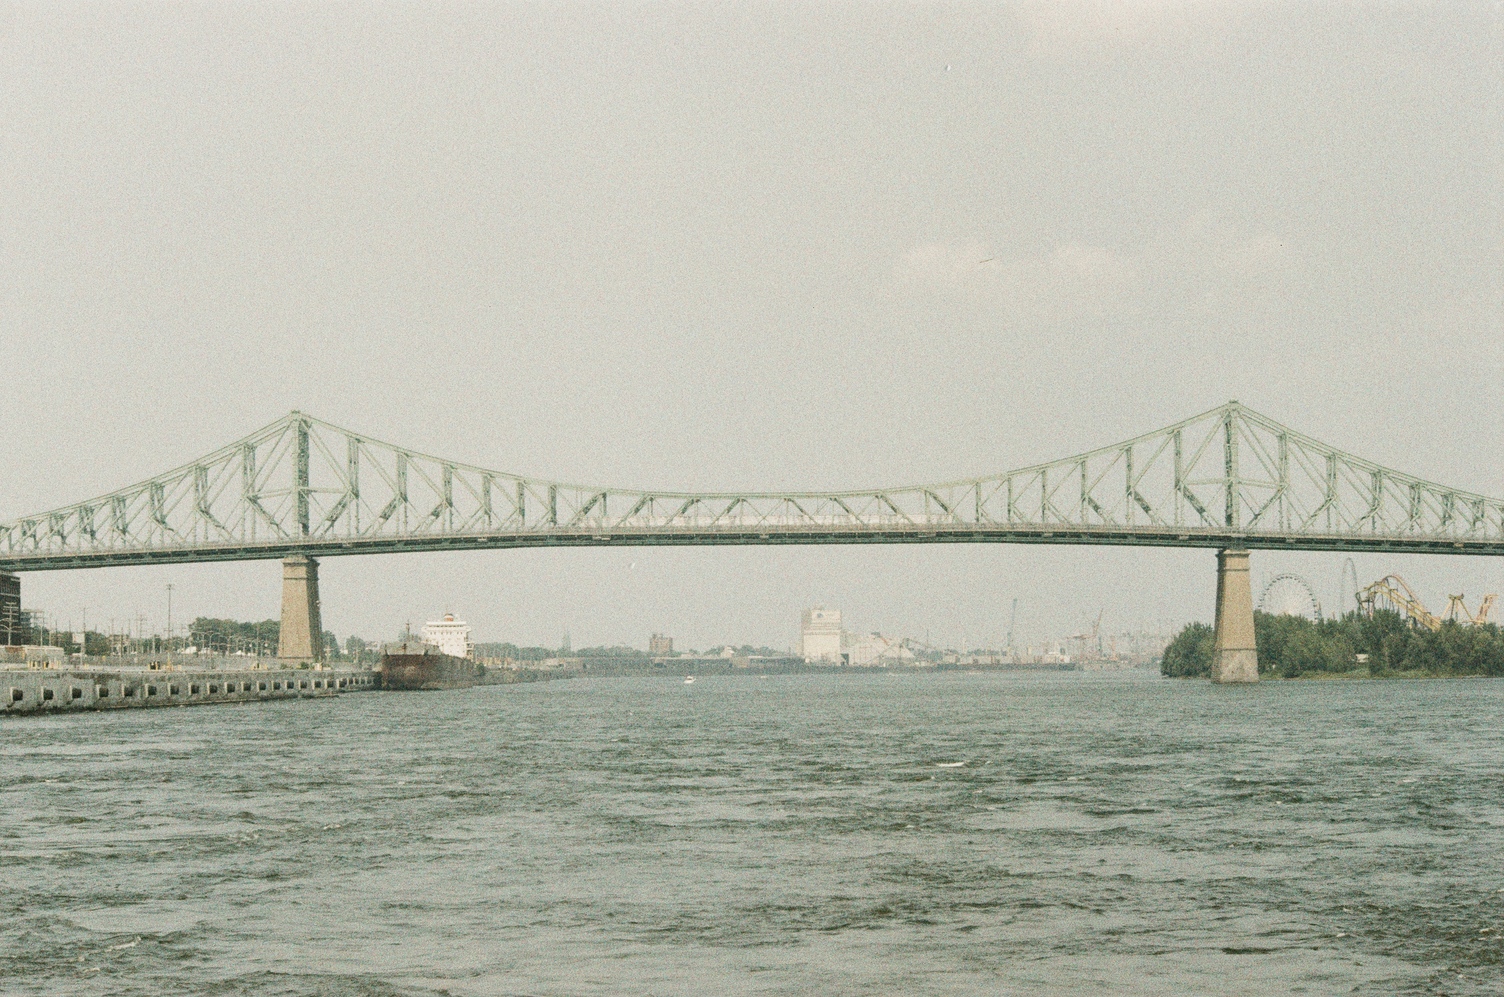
[2,2,1500,650]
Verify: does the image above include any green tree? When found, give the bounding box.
[1277,627,1353,676]
[188,617,279,655]
[1161,623,1213,677]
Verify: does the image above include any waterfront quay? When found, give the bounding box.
[2,650,375,716]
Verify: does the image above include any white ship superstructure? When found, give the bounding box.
[420,614,474,660]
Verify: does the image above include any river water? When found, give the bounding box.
[3,671,1502,995]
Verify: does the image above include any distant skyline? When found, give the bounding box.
[2,3,1500,650]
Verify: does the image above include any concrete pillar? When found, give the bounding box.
[1212,548,1258,683]
[278,555,323,663]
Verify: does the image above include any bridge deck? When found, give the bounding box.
[4,523,1501,572]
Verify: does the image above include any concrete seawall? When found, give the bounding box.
[2,666,375,716]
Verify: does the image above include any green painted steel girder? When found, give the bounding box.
[2,402,1502,571]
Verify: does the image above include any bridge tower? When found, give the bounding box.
[278,555,323,663]
[1212,548,1258,682]
[277,415,323,663]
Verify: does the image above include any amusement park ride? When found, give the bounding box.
[1257,570,1498,632]
[1355,575,1496,632]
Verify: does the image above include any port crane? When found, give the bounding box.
[1068,609,1106,660]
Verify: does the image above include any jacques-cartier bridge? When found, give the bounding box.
[3,402,1500,682]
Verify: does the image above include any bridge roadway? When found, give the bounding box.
[2,522,1502,573]
[1,402,1499,683]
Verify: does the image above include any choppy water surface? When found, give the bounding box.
[3,671,1503,995]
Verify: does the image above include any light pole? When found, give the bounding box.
[166,584,173,653]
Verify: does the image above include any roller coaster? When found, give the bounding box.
[1356,575,1498,631]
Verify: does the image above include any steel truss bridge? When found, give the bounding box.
[2,401,1502,573]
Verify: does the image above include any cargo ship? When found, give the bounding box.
[378,640,485,690]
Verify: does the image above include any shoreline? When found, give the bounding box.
[1163,669,1502,682]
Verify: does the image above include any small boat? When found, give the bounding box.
[683,676,695,684]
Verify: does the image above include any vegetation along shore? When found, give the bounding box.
[1162,610,1504,679]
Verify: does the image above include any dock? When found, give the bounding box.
[3,653,376,716]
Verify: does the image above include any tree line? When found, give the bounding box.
[188,618,354,660]
[1162,610,1504,679]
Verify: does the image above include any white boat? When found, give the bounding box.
[683,676,695,684]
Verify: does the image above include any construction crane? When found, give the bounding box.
[1006,598,1018,658]
[1068,609,1105,660]
[1358,575,1499,630]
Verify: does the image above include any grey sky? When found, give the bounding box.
[2,3,1500,650]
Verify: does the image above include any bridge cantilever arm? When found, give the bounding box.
[6,402,1504,565]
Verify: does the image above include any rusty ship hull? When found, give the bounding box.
[379,647,485,691]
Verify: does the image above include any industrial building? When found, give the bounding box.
[799,608,922,667]
[799,608,843,664]
[649,633,674,656]
[845,631,916,667]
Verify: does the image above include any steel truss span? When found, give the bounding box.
[3,402,1503,571]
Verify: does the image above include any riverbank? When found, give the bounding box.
[1169,668,1502,682]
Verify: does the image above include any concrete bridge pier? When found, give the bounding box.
[1212,548,1259,683]
[278,555,323,663]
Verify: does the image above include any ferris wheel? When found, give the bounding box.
[1258,573,1323,621]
